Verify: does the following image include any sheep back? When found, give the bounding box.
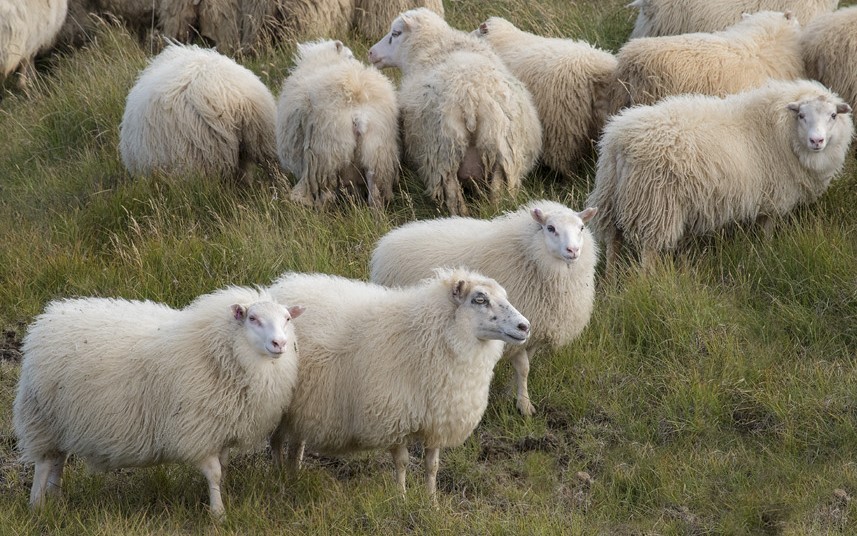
[801,6,857,111]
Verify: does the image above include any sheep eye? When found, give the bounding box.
[248,315,258,323]
[546,225,556,233]
[389,30,401,43]
[579,225,585,231]
[472,295,488,305]
[831,113,837,120]
[798,112,805,120]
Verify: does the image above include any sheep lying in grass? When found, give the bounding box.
[276,40,399,207]
[629,0,837,38]
[13,287,304,519]
[473,17,617,178]
[368,8,542,216]
[119,43,277,180]
[0,0,68,88]
[588,79,854,274]
[370,200,597,416]
[267,268,529,499]
[353,0,443,39]
[801,6,857,111]
[612,11,804,112]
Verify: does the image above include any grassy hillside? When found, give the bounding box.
[2,1,857,533]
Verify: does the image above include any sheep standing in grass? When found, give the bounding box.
[0,0,68,88]
[588,79,854,274]
[119,43,277,180]
[267,268,530,499]
[277,40,399,207]
[353,0,443,39]
[612,11,804,112]
[368,8,542,216]
[801,6,857,111]
[473,17,617,178]
[629,0,838,38]
[13,287,304,518]
[370,200,597,417]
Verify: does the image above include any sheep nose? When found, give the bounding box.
[810,136,825,147]
[270,339,285,353]
[518,322,530,333]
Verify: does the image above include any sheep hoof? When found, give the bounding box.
[517,398,536,417]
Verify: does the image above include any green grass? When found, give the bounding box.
[2,1,857,533]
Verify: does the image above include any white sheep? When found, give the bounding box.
[119,43,277,180]
[587,79,854,274]
[267,268,530,499]
[0,0,68,88]
[353,0,443,39]
[629,0,838,38]
[612,11,805,112]
[368,8,542,216]
[801,6,857,111]
[276,39,400,207]
[473,17,617,178]
[370,200,598,417]
[13,286,304,518]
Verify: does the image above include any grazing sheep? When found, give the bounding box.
[612,11,804,112]
[588,79,854,273]
[13,287,304,518]
[58,0,160,48]
[473,17,617,178]
[0,0,68,88]
[629,0,838,38]
[159,0,241,55]
[368,8,542,216]
[370,200,598,416]
[119,43,277,180]
[276,40,400,207]
[801,6,857,111]
[353,0,443,39]
[267,268,530,499]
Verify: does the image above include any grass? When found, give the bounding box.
[2,0,857,533]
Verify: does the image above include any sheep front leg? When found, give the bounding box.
[424,447,440,504]
[390,444,409,495]
[509,347,535,416]
[29,458,52,509]
[46,454,67,499]
[198,455,225,520]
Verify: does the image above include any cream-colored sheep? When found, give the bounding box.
[473,17,617,178]
[267,268,530,499]
[13,287,304,518]
[370,200,598,416]
[801,6,857,111]
[368,8,542,216]
[353,0,443,39]
[119,43,276,180]
[588,79,854,273]
[612,11,804,112]
[276,40,399,207]
[0,0,68,88]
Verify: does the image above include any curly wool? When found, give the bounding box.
[801,6,857,110]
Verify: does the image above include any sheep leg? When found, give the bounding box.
[509,347,535,416]
[219,447,230,469]
[29,458,53,508]
[488,162,505,205]
[390,444,409,495]
[756,214,775,237]
[285,441,305,474]
[604,226,623,280]
[640,247,658,273]
[46,454,67,498]
[442,174,468,216]
[423,447,440,504]
[198,454,225,520]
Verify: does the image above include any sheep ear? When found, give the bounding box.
[531,208,547,226]
[400,12,414,28]
[231,304,246,321]
[837,103,852,115]
[786,102,801,114]
[334,40,344,53]
[479,22,489,34]
[288,305,305,319]
[783,10,794,21]
[579,207,598,223]
[451,279,469,304]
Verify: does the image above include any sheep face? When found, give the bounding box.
[788,97,853,152]
[450,278,530,345]
[368,14,410,69]
[532,206,598,264]
[231,302,304,358]
[296,39,354,65]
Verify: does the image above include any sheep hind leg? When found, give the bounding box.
[390,444,408,496]
[509,347,535,417]
[284,441,305,474]
[604,226,623,281]
[29,457,54,509]
[442,174,468,216]
[639,247,659,274]
[198,455,225,521]
[46,454,67,499]
[424,447,440,505]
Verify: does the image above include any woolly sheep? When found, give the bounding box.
[370,200,598,416]
[267,268,530,499]
[612,11,805,112]
[276,40,399,207]
[629,0,838,38]
[368,8,542,216]
[58,0,159,48]
[353,0,443,39]
[473,17,617,178]
[13,286,305,518]
[801,6,857,111]
[587,79,854,273]
[119,43,277,180]
[0,0,68,88]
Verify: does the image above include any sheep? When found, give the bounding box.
[159,0,242,55]
[473,17,617,178]
[801,6,857,111]
[58,0,160,49]
[368,8,542,216]
[353,0,443,40]
[629,0,838,38]
[0,0,68,88]
[587,79,854,274]
[13,286,305,518]
[267,268,530,499]
[276,39,400,207]
[370,200,598,417]
[611,11,805,113]
[119,43,277,180]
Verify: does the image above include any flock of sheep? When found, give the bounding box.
[4,0,857,521]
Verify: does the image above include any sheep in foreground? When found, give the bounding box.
[276,40,399,207]
[612,11,804,112]
[370,200,597,416]
[267,268,530,498]
[587,79,854,274]
[353,0,443,39]
[119,43,277,180]
[629,0,838,38]
[0,0,68,88]
[368,8,542,216]
[473,17,617,178]
[801,6,857,111]
[13,287,304,518]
